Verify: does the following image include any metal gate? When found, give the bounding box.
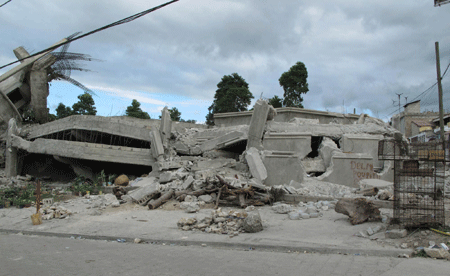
[378,139,446,227]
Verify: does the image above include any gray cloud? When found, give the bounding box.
[1,0,450,121]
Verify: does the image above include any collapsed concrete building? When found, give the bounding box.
[0,41,399,191]
[3,97,398,193]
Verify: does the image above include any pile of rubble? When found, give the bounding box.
[39,193,122,220]
[177,206,263,235]
[271,201,337,220]
[41,205,72,220]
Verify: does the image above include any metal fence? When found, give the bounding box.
[379,139,446,228]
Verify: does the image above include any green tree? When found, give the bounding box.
[268,95,283,108]
[169,107,181,121]
[279,62,309,108]
[55,103,73,119]
[125,99,150,119]
[206,73,254,126]
[72,92,97,115]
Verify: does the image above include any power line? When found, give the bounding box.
[0,0,11,8]
[0,0,179,70]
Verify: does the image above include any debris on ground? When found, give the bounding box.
[335,198,381,225]
[177,206,262,235]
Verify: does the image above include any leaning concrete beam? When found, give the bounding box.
[199,131,246,153]
[247,99,270,149]
[13,46,30,62]
[150,130,164,160]
[245,147,267,182]
[5,119,19,177]
[159,107,172,147]
[0,38,68,83]
[30,70,49,123]
[13,138,155,166]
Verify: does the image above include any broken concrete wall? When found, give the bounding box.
[318,152,393,188]
[340,134,384,170]
[263,132,311,159]
[213,107,360,127]
[262,151,304,186]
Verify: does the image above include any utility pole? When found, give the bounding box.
[395,93,403,114]
[435,42,445,143]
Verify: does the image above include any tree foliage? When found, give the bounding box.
[268,95,283,108]
[72,92,97,115]
[206,73,254,125]
[55,103,73,119]
[125,99,150,119]
[279,62,309,108]
[52,93,97,120]
[169,107,181,121]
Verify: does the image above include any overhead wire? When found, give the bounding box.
[0,0,11,8]
[0,0,179,70]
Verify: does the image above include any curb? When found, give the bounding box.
[0,228,412,258]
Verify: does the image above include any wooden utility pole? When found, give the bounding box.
[435,42,445,143]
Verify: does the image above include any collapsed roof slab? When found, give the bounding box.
[27,115,160,141]
[11,136,155,166]
[266,121,398,137]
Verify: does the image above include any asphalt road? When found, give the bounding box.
[0,233,448,276]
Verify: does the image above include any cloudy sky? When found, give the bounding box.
[1,0,450,122]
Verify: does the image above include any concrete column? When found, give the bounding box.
[150,130,164,161]
[13,46,30,62]
[159,106,172,148]
[5,118,19,177]
[30,69,49,123]
[247,99,269,150]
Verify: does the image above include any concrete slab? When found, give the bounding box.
[263,132,311,159]
[199,131,246,153]
[319,153,380,188]
[247,99,269,149]
[12,138,155,166]
[340,134,384,169]
[262,152,304,186]
[245,148,267,182]
[359,179,393,190]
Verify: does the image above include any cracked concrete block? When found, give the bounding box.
[182,175,194,190]
[160,106,172,146]
[247,99,270,149]
[262,152,303,186]
[157,160,190,171]
[385,229,407,239]
[359,179,393,190]
[180,202,200,213]
[192,158,236,171]
[198,194,213,203]
[301,158,326,174]
[150,130,164,159]
[424,248,450,259]
[319,153,379,188]
[194,170,215,181]
[190,146,202,155]
[159,172,175,183]
[318,137,341,168]
[5,118,19,178]
[267,105,277,120]
[340,134,384,169]
[199,131,245,152]
[245,147,267,182]
[173,141,190,155]
[263,132,311,159]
